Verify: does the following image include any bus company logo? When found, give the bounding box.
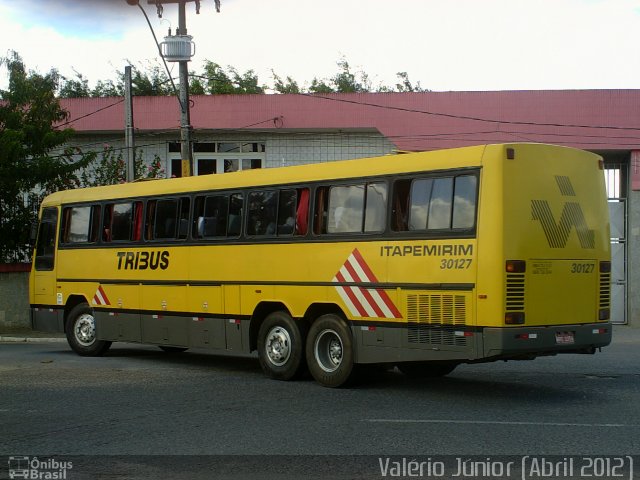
[116,251,170,271]
[333,249,402,319]
[92,285,111,306]
[531,175,595,249]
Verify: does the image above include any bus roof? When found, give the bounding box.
[40,143,595,206]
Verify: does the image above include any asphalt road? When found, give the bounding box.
[1,328,639,479]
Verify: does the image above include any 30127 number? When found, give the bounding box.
[571,263,594,274]
[440,259,472,270]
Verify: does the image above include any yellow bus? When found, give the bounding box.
[29,143,612,387]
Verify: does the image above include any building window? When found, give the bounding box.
[169,142,265,177]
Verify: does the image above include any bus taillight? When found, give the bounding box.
[505,312,525,325]
[506,260,526,273]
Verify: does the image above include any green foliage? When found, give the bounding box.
[58,70,92,98]
[0,52,95,262]
[200,61,265,94]
[53,56,428,97]
[80,145,165,187]
[126,60,173,96]
[272,71,300,94]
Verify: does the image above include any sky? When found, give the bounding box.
[1,0,640,92]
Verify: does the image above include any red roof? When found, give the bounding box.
[60,90,640,151]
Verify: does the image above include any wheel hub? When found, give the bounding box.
[315,329,343,373]
[75,313,96,346]
[265,327,291,367]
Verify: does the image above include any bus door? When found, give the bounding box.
[32,207,62,331]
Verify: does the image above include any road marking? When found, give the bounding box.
[365,419,636,428]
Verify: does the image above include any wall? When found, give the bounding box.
[70,131,398,174]
[0,268,30,331]
[628,188,640,327]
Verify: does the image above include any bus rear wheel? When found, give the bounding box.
[306,314,354,388]
[397,361,458,378]
[65,303,111,357]
[257,311,307,381]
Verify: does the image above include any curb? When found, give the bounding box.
[0,336,66,343]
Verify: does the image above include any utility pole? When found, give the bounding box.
[124,65,135,182]
[128,0,221,177]
[177,1,192,177]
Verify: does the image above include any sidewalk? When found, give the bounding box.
[0,328,65,343]
[1,325,639,344]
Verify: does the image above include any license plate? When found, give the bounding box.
[555,332,575,345]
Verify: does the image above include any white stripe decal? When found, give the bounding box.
[332,249,402,319]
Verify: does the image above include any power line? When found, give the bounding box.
[57,99,124,127]
[300,93,640,133]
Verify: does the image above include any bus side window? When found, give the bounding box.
[364,182,387,233]
[178,197,190,239]
[201,195,229,238]
[60,207,71,243]
[154,199,179,240]
[111,203,134,241]
[427,178,453,230]
[391,179,411,231]
[89,205,101,243]
[313,187,329,234]
[65,206,92,243]
[192,196,205,239]
[328,185,365,234]
[132,201,143,241]
[295,188,310,236]
[145,201,157,240]
[452,175,477,229]
[247,191,277,236]
[409,178,433,231]
[228,193,243,237]
[277,189,297,236]
[102,204,113,242]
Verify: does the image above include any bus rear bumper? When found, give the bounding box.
[482,322,612,359]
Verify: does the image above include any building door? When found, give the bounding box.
[605,164,627,324]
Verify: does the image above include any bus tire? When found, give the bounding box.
[65,303,111,357]
[397,361,458,378]
[257,311,307,381]
[306,314,354,388]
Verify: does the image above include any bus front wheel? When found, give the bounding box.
[65,303,112,357]
[257,311,307,381]
[306,314,354,388]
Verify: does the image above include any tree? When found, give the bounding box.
[80,145,165,187]
[200,61,265,94]
[53,55,429,97]
[393,71,427,93]
[58,70,92,98]
[272,71,300,94]
[0,52,94,262]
